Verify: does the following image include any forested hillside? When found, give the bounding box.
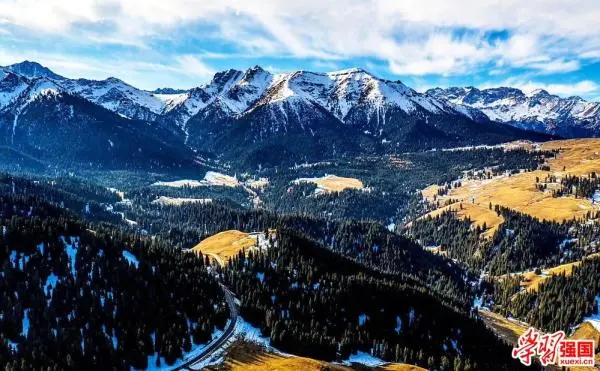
[220,228,529,370]
[0,194,227,369]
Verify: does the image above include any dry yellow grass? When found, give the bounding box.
[294,175,364,193]
[191,230,257,266]
[379,364,427,371]
[514,253,600,293]
[480,309,599,343]
[435,170,594,222]
[421,184,442,202]
[542,138,600,175]
[421,139,600,233]
[209,341,425,371]
[423,202,504,239]
[219,352,347,371]
[571,322,600,343]
[479,309,530,345]
[481,310,600,370]
[568,323,600,370]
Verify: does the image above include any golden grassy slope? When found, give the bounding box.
[542,139,600,175]
[379,364,427,371]
[479,309,529,345]
[208,341,426,371]
[569,323,600,369]
[294,175,364,193]
[480,310,600,359]
[421,139,600,234]
[571,322,600,344]
[523,252,600,293]
[493,253,600,294]
[191,230,257,266]
[423,202,504,239]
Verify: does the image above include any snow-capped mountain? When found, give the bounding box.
[0,61,551,167]
[5,61,65,81]
[166,66,505,148]
[427,87,600,137]
[0,69,31,110]
[60,77,166,122]
[0,69,194,169]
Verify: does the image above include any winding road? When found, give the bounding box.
[172,284,239,370]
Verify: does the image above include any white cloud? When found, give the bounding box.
[174,55,215,79]
[581,50,600,60]
[0,49,213,89]
[527,60,581,74]
[0,0,599,77]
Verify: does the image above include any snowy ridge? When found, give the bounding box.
[0,60,552,154]
[1,76,63,144]
[427,86,600,136]
[248,68,456,122]
[0,71,29,110]
[6,61,65,80]
[1,61,476,130]
[60,77,165,119]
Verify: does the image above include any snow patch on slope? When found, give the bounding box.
[582,295,600,331]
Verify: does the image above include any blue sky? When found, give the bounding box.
[1,0,599,99]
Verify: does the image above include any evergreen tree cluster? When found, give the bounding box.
[252,147,551,223]
[220,228,529,370]
[553,173,600,199]
[410,206,584,276]
[130,201,473,308]
[0,194,227,370]
[492,258,600,334]
[0,174,122,225]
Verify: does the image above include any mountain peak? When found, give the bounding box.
[526,88,551,98]
[429,83,600,137]
[241,65,271,81]
[6,60,65,80]
[329,67,367,75]
[247,65,266,73]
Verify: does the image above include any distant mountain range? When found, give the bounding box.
[0,61,553,169]
[427,87,600,138]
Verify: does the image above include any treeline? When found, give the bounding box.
[127,183,252,207]
[0,194,227,370]
[0,174,122,225]
[492,257,600,333]
[410,206,584,275]
[552,173,600,199]
[220,228,529,370]
[487,207,577,275]
[132,201,474,310]
[254,147,552,223]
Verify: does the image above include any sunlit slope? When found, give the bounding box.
[421,139,600,234]
[191,230,257,265]
[208,341,426,371]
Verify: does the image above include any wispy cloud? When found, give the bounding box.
[0,49,214,89]
[174,55,215,78]
[0,0,599,89]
